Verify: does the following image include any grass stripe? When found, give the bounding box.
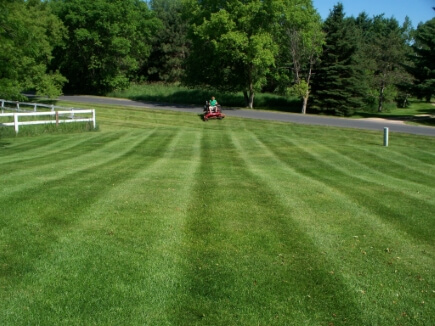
[1,130,176,285]
[0,133,106,166]
[0,129,161,198]
[176,130,364,325]
[249,127,435,243]
[1,107,434,325]
[229,128,434,325]
[2,128,204,325]
[274,132,435,205]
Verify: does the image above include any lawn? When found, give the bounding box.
[1,103,434,325]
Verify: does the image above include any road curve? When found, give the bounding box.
[59,95,435,137]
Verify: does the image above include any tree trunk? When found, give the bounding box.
[301,64,313,114]
[302,92,308,114]
[378,84,385,112]
[243,85,255,108]
[243,91,249,107]
[248,91,254,109]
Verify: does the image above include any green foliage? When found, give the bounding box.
[407,18,435,101]
[275,0,324,113]
[0,0,67,99]
[2,0,434,117]
[146,0,190,83]
[183,0,281,108]
[50,0,161,94]
[355,14,413,112]
[311,4,366,116]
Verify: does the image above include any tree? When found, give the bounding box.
[407,17,435,102]
[146,0,189,82]
[0,0,67,99]
[311,3,366,116]
[50,0,161,94]
[183,0,279,108]
[278,0,324,114]
[356,14,413,112]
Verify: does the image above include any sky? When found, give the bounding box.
[312,0,435,27]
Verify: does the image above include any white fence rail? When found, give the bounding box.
[0,99,96,133]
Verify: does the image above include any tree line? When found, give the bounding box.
[0,0,434,115]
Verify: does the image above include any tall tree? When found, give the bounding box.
[356,14,413,112]
[146,0,189,82]
[0,0,66,99]
[278,0,324,114]
[183,0,279,108]
[407,17,435,102]
[311,3,366,116]
[50,0,161,94]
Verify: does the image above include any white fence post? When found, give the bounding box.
[14,114,19,133]
[92,109,96,129]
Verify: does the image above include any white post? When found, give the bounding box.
[14,114,19,133]
[383,127,389,147]
[92,109,96,129]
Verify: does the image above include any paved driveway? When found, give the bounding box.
[59,95,435,137]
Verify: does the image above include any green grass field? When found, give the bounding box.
[1,103,434,325]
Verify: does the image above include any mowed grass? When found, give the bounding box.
[1,103,434,325]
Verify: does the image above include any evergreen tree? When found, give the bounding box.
[407,17,435,102]
[311,4,366,116]
[146,0,189,82]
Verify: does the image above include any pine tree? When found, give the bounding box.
[408,17,435,102]
[311,4,366,116]
[146,0,190,82]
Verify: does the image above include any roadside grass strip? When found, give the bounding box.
[1,105,434,325]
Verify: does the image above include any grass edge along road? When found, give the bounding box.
[1,104,434,325]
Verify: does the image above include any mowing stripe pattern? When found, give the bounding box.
[1,105,434,325]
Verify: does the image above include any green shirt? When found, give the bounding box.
[210,99,217,106]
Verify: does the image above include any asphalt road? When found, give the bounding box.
[59,95,435,137]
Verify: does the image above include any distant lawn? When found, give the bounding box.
[1,103,434,325]
[353,99,435,126]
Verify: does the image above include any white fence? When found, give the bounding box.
[0,99,96,133]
